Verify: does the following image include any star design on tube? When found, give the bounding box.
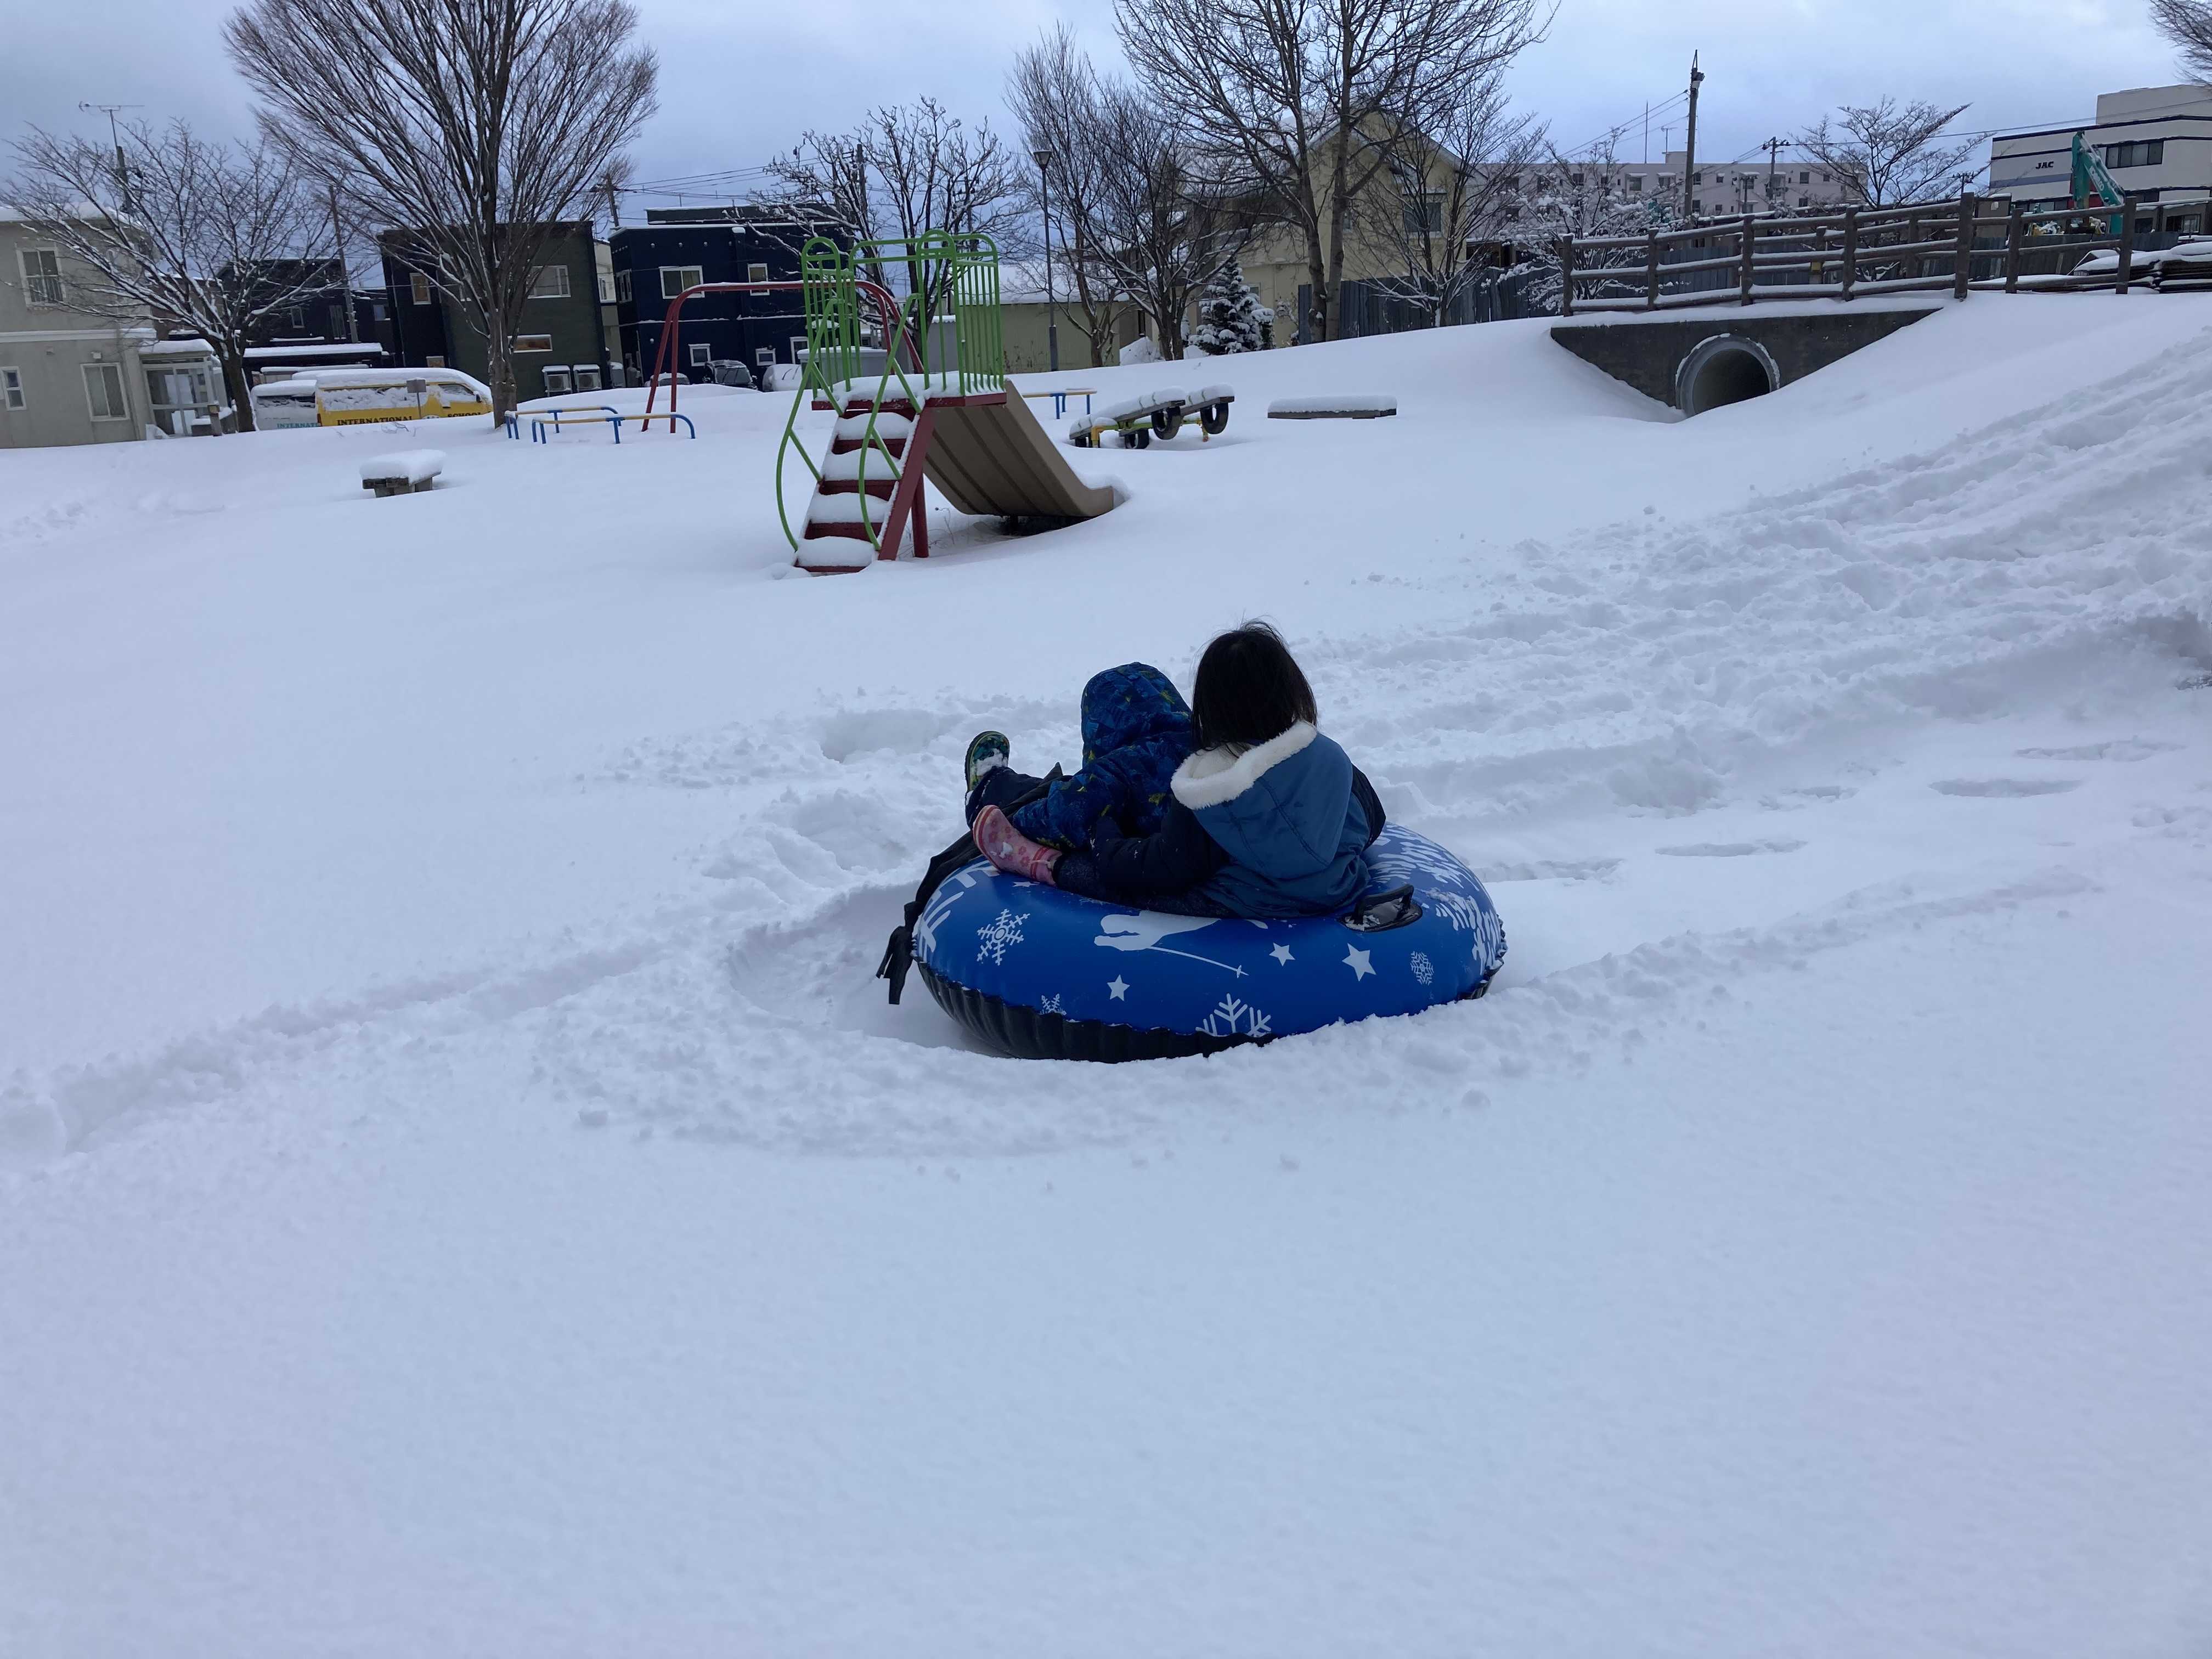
[1342,945,1374,980]
[1107,975,1130,1000]
[1269,944,1295,966]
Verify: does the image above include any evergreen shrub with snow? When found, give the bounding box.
[1194,265,1265,355]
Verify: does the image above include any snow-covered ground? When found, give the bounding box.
[4,298,2210,1655]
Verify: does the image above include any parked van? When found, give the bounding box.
[249,375,325,431]
[312,369,494,426]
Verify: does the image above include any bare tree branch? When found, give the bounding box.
[757,98,1024,323]
[1116,0,1548,341]
[2151,0,2212,82]
[1006,26,1130,368]
[226,0,658,421]
[1358,71,1544,325]
[1793,98,1976,207]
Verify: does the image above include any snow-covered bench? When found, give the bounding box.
[1266,395,1397,420]
[359,449,446,497]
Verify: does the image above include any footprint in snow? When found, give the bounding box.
[1930,779,2081,798]
[1657,839,1806,857]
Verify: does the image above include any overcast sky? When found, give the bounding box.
[3,0,2185,207]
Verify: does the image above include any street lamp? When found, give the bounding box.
[1032,146,1060,373]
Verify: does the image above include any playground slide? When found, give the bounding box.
[921,388,1118,522]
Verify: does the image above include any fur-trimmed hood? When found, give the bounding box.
[1169,721,1317,809]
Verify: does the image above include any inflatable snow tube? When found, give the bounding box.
[913,825,1507,1062]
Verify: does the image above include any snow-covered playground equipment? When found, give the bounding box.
[911,825,1508,1062]
[1066,385,1235,449]
[644,233,1116,572]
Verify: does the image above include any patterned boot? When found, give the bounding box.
[963,730,1011,792]
[973,805,1060,884]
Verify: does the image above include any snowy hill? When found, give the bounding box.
[3,299,2210,1655]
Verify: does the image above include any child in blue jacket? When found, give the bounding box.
[970,625,1383,919]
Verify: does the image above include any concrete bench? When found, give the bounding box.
[1266,396,1397,420]
[360,449,445,496]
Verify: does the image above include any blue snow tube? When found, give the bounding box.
[913,825,1507,1062]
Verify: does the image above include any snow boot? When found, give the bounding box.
[973,804,1060,884]
[964,730,1011,792]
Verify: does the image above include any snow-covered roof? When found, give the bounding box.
[312,366,493,399]
[244,343,383,360]
[140,338,217,360]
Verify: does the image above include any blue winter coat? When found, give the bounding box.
[1170,722,1373,918]
[1011,663,1194,850]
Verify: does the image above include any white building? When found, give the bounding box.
[1538,150,1857,219]
[2,211,229,448]
[1989,84,2212,223]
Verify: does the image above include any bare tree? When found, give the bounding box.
[1793,99,1977,207]
[1512,139,1677,313]
[1361,71,1544,327]
[5,120,329,432]
[2151,0,2212,78]
[759,99,1024,324]
[1118,0,1548,342]
[1007,26,1131,369]
[1086,84,1248,361]
[227,0,658,422]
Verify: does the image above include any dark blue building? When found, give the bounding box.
[610,206,857,385]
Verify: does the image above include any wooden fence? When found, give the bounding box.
[1559,192,2212,315]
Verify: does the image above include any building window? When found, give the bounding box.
[543,365,574,396]
[2105,139,2165,169]
[596,272,615,303]
[1798,170,1811,184]
[20,248,65,307]
[1692,199,1704,215]
[747,261,770,284]
[1799,195,1810,208]
[1,366,22,410]
[1402,191,1443,233]
[1627,173,1644,193]
[513,334,554,353]
[616,269,633,302]
[286,304,305,330]
[689,341,710,366]
[83,362,127,420]
[755,347,775,366]
[573,364,602,392]
[410,272,432,305]
[661,265,703,298]
[529,264,571,298]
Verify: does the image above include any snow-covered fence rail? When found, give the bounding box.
[1560,191,2212,315]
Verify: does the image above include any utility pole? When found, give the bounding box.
[327,182,359,343]
[603,172,622,229]
[1031,147,1059,373]
[1681,53,1703,222]
[1762,135,1785,213]
[78,102,141,210]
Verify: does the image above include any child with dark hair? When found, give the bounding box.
[970,624,1384,919]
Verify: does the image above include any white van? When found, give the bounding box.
[249,375,324,431]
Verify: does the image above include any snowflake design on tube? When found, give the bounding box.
[1038,992,1064,1014]
[975,908,1026,965]
[1409,951,1435,986]
[1198,995,1273,1039]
